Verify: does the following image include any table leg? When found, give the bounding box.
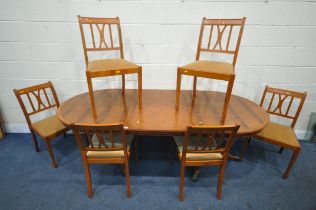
[175,68,182,110]
[228,154,241,161]
[191,167,200,181]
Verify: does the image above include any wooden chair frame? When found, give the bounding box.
[71,123,132,198]
[78,15,142,115]
[14,81,68,168]
[177,124,240,200]
[175,17,246,123]
[241,86,307,178]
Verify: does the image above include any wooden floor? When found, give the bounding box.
[57,89,269,135]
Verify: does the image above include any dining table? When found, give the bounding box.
[57,89,269,136]
[57,89,269,179]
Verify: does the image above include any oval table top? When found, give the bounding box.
[57,89,269,136]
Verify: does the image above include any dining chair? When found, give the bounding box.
[78,16,142,115]
[71,122,134,198]
[13,81,69,168]
[173,124,239,200]
[175,17,246,123]
[242,86,307,179]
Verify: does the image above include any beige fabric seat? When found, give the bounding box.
[180,60,234,76]
[255,122,300,149]
[174,136,223,161]
[32,115,67,140]
[86,134,133,158]
[87,59,139,73]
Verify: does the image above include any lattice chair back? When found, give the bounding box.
[196,17,246,65]
[72,123,128,157]
[78,16,124,65]
[14,81,60,127]
[182,124,240,161]
[260,86,307,128]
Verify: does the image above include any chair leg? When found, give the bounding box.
[124,160,131,198]
[217,161,227,200]
[175,68,182,111]
[86,75,97,120]
[179,163,185,201]
[137,70,142,111]
[221,75,235,124]
[283,148,301,179]
[239,137,251,160]
[82,158,93,198]
[278,147,284,153]
[30,131,39,152]
[44,140,57,168]
[122,74,125,95]
[193,76,197,97]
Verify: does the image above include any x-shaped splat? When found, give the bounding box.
[28,89,50,112]
[270,94,289,115]
[95,24,109,48]
[212,25,228,50]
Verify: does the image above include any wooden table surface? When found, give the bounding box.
[57,89,269,136]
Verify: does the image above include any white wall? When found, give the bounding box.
[0,0,315,139]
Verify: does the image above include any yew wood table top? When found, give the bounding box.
[57,89,269,136]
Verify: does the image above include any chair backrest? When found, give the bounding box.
[196,17,246,66]
[71,123,128,156]
[14,81,60,128]
[78,15,124,66]
[182,124,240,161]
[260,86,307,128]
